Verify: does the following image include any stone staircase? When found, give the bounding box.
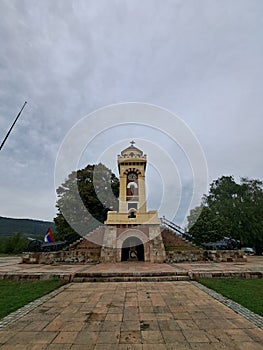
[72,270,190,282]
[160,217,204,263]
[160,217,195,245]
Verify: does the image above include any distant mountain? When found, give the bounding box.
[0,216,55,239]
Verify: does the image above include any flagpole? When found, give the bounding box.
[0,101,27,151]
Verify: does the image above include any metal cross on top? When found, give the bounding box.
[130,140,135,146]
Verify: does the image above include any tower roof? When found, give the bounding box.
[120,141,143,158]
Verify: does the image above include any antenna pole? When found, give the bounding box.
[0,101,27,151]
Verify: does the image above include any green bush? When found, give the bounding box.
[0,233,28,254]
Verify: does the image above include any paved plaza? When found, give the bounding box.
[1,281,263,349]
[0,256,262,281]
[0,256,263,349]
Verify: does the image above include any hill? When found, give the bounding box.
[0,216,55,239]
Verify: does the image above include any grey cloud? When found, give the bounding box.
[0,0,262,223]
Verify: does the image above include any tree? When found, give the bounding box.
[238,178,263,254]
[54,163,119,242]
[0,233,28,254]
[188,206,227,245]
[188,176,263,254]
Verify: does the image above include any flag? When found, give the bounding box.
[44,227,54,243]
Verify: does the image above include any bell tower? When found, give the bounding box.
[105,141,160,225]
[118,141,146,214]
[102,141,166,263]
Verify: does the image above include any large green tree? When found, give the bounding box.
[54,163,119,242]
[187,206,227,245]
[188,176,263,254]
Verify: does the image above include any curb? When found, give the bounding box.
[191,281,263,329]
[0,283,71,329]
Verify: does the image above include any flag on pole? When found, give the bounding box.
[44,227,54,242]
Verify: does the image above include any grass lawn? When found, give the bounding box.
[0,279,66,319]
[199,278,263,316]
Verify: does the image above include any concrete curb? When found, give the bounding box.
[192,281,263,329]
[0,283,71,329]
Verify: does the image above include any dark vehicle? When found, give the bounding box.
[202,237,240,250]
[27,237,67,252]
[241,247,255,255]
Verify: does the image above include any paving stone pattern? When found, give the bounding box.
[192,281,263,329]
[0,284,71,329]
[1,281,263,349]
[0,257,263,281]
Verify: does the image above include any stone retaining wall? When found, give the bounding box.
[22,249,247,264]
[165,249,247,263]
[166,250,204,263]
[204,250,247,262]
[22,247,101,264]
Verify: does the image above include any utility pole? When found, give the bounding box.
[0,101,27,151]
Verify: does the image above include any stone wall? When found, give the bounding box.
[166,250,204,263]
[100,225,166,263]
[148,226,166,263]
[22,249,246,264]
[22,248,101,264]
[100,226,118,262]
[165,249,247,263]
[161,229,247,263]
[204,250,247,263]
[22,238,102,264]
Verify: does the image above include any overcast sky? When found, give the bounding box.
[0,0,262,227]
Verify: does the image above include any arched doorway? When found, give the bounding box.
[121,236,144,261]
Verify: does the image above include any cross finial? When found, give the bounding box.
[130,140,135,147]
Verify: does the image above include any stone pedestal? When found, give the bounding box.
[100,224,166,263]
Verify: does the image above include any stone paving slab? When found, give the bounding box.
[0,256,262,281]
[192,282,263,329]
[0,284,71,330]
[83,262,179,273]
[176,256,263,272]
[1,281,263,349]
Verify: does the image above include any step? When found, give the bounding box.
[72,275,190,282]
[74,271,188,278]
[72,271,190,282]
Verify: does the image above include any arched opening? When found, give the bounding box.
[128,211,136,218]
[127,181,138,196]
[121,236,144,262]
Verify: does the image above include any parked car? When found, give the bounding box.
[241,247,255,255]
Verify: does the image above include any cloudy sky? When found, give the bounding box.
[0,0,262,227]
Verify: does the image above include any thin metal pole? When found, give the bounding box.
[0,101,27,151]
